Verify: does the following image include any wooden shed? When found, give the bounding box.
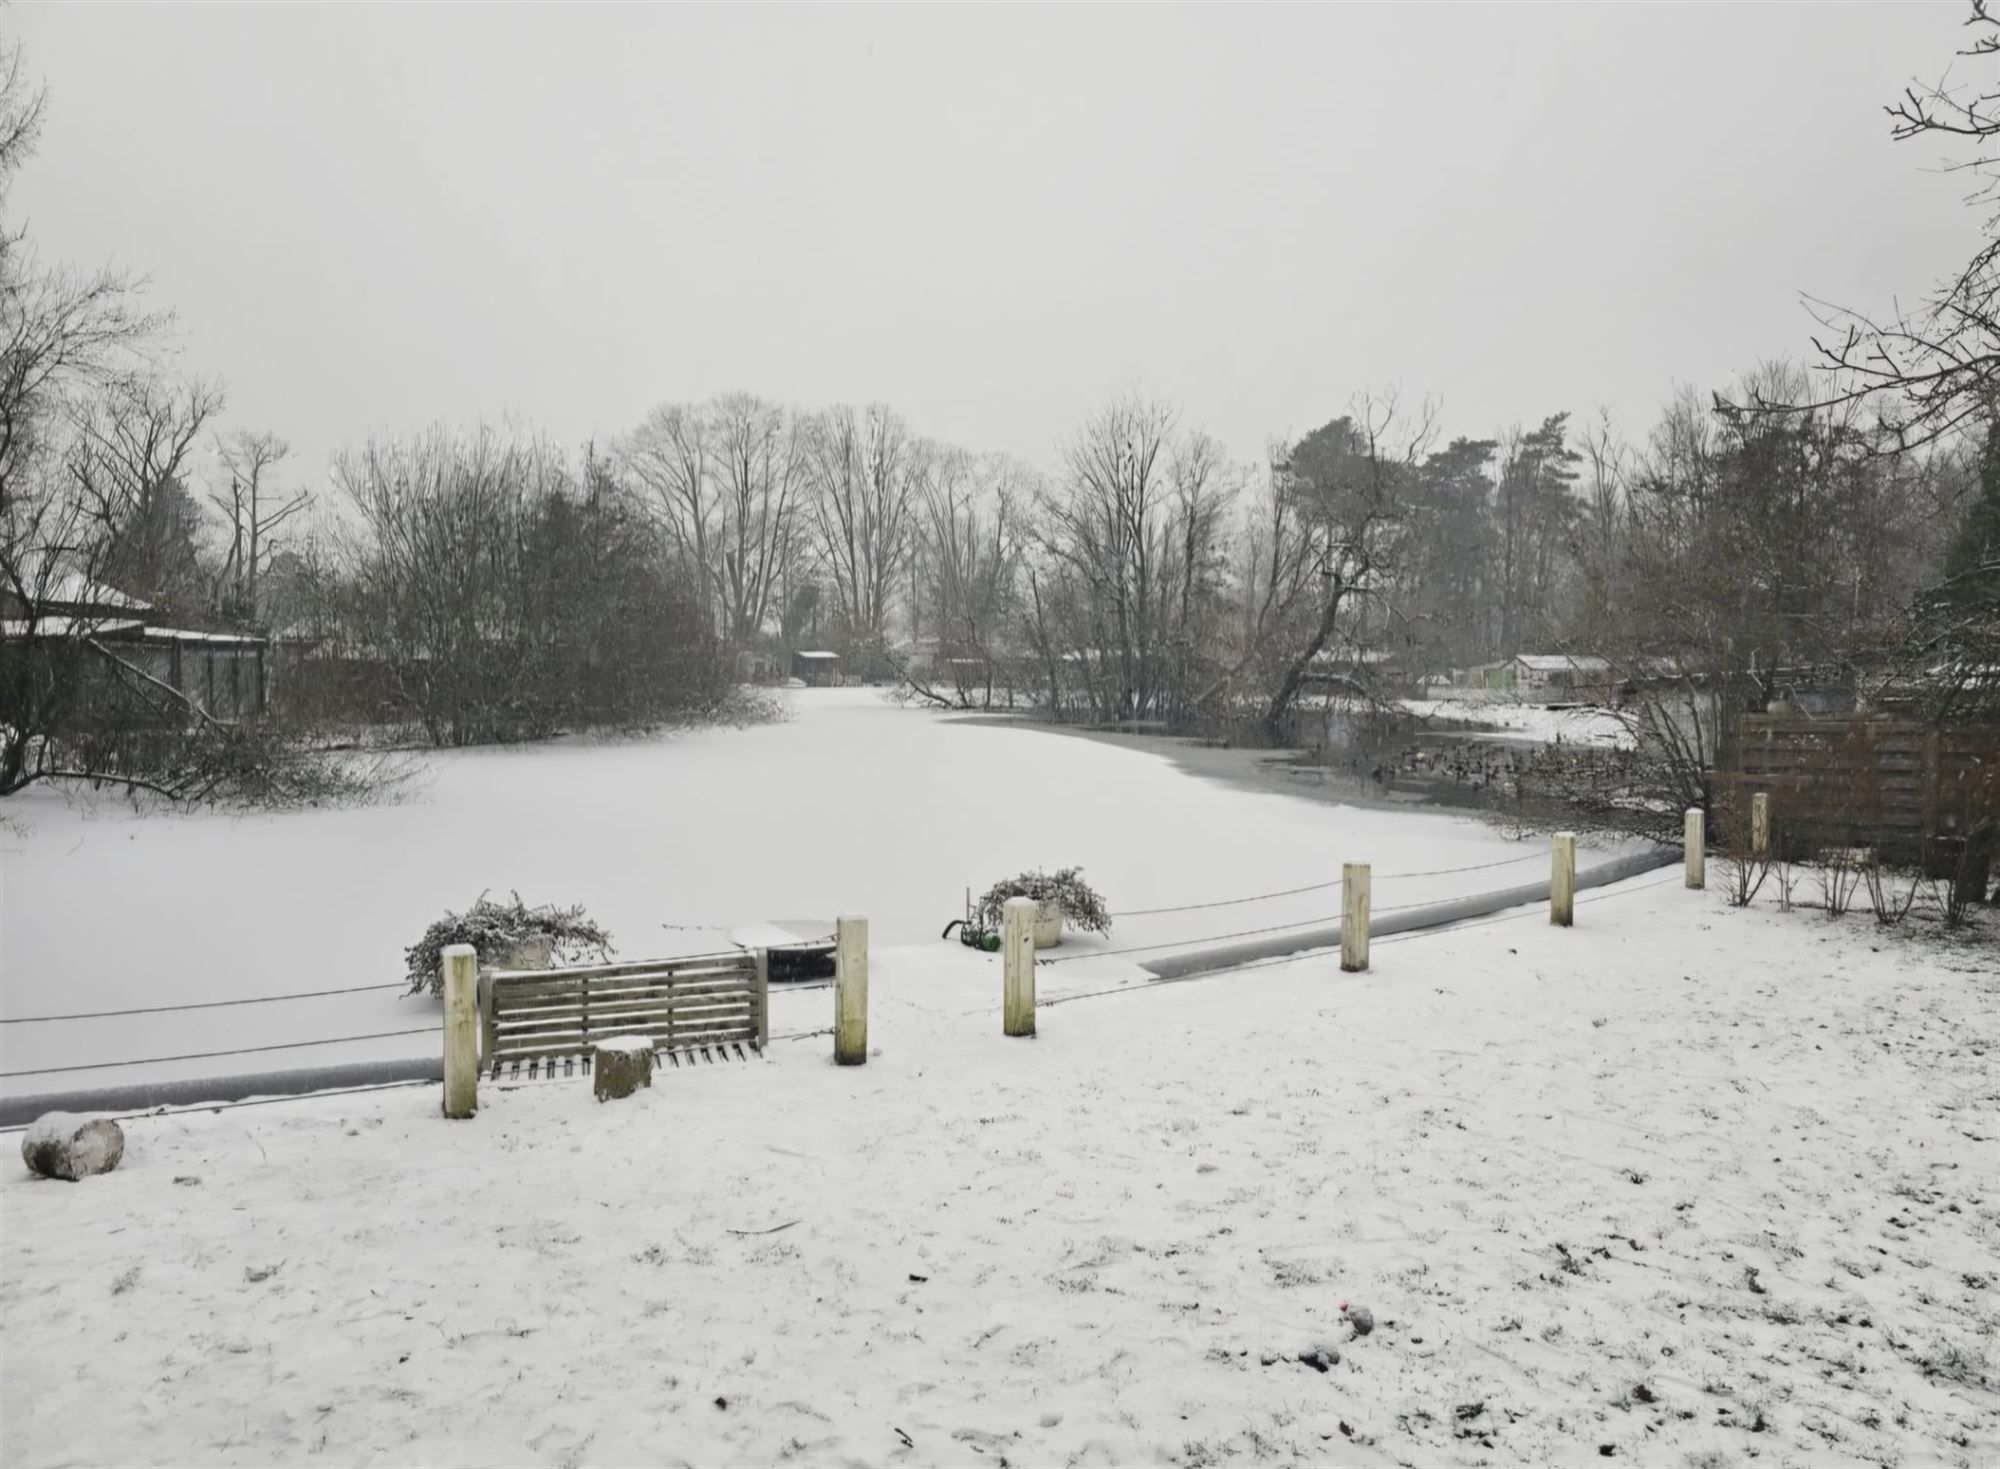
[791,650,841,686]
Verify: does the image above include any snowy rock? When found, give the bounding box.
[593,1037,654,1101]
[21,1114,124,1181]
[1347,1306,1376,1337]
[1299,1342,1341,1372]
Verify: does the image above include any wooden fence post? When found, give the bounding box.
[1750,791,1771,858]
[751,948,771,1050]
[477,968,497,1071]
[834,915,868,1066]
[1002,896,1037,1037]
[442,944,478,1119]
[1341,862,1371,972]
[1685,807,1706,889]
[1550,831,1576,927]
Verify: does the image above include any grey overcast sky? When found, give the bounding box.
[8,3,1980,484]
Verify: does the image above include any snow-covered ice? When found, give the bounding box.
[1403,699,1636,750]
[0,690,1629,1098]
[2,878,1995,1467]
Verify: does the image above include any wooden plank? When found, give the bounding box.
[478,970,496,1066]
[493,976,756,1007]
[490,954,756,984]
[492,1005,755,1035]
[490,972,755,1002]
[504,988,752,1024]
[493,1026,754,1062]
[494,991,754,1020]
[493,1012,756,1043]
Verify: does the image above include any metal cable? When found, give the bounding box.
[1,982,409,1026]
[0,1027,439,1080]
[1110,849,1549,920]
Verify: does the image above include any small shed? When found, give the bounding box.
[1509,654,1615,703]
[791,650,842,686]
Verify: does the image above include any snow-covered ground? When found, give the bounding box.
[0,690,1626,1099]
[1404,699,1636,751]
[3,878,1994,1468]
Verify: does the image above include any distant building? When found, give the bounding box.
[1506,654,1615,704]
[791,650,842,686]
[1,568,268,721]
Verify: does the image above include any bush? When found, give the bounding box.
[404,891,614,995]
[976,866,1111,934]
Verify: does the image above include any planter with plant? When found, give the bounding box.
[975,867,1111,949]
[404,891,615,996]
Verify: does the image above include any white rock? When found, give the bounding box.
[21,1113,125,1181]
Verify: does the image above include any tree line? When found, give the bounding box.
[4,4,1996,810]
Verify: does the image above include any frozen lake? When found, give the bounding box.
[0,689,1602,1097]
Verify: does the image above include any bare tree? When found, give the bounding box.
[211,429,307,622]
[619,400,718,628]
[1036,396,1238,724]
[899,448,1029,708]
[620,394,805,648]
[805,403,921,646]
[1768,1,2000,447]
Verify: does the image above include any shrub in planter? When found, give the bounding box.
[404,891,614,996]
[976,867,1111,936]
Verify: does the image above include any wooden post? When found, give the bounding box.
[834,914,868,1066]
[751,949,771,1050]
[1684,807,1706,889]
[1550,831,1576,927]
[442,943,478,1119]
[1002,896,1037,1037]
[477,969,497,1070]
[1750,791,1771,858]
[1340,862,1370,973]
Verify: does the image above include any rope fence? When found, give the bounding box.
[1035,870,1688,1011]
[0,1027,439,1081]
[4,827,1698,1117]
[0,981,408,1026]
[1108,848,1547,919]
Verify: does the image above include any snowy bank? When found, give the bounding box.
[3,876,1994,1467]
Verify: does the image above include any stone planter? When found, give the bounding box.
[495,935,554,972]
[1034,900,1064,949]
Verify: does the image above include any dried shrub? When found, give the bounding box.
[1812,846,1866,918]
[1862,851,1921,927]
[404,891,614,995]
[977,866,1112,934]
[1714,794,1771,908]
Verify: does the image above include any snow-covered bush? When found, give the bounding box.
[976,867,1111,934]
[404,892,614,995]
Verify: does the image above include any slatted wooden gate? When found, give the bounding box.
[479,951,769,1080]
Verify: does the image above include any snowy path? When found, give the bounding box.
[3,879,1994,1467]
[0,691,1628,1098]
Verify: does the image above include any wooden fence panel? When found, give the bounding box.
[486,950,766,1069]
[1713,715,2000,863]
